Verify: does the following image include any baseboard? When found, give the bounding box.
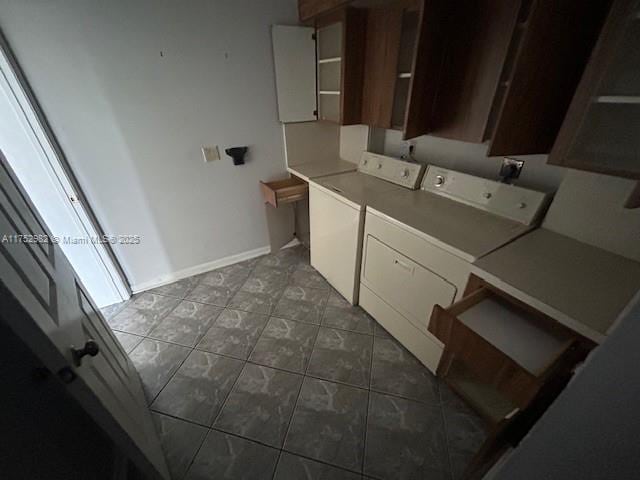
[130,245,271,294]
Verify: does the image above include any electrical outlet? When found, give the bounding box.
[201,146,220,163]
[500,157,525,181]
[399,140,416,160]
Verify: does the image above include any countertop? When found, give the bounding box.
[287,159,357,182]
[472,228,640,344]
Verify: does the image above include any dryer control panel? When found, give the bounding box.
[422,166,551,225]
[358,152,426,189]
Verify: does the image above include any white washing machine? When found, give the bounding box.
[359,166,552,373]
[309,152,425,304]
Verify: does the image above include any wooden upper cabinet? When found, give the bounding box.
[316,8,367,125]
[299,0,352,22]
[430,0,610,154]
[360,0,449,138]
[549,0,640,180]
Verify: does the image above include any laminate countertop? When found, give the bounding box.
[472,228,640,344]
[287,159,357,182]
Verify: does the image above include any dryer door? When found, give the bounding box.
[362,235,457,333]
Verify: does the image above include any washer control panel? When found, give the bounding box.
[358,152,426,189]
[422,166,551,225]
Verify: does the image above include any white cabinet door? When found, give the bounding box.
[0,155,169,480]
[309,185,361,303]
[272,25,317,123]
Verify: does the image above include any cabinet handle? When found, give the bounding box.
[394,258,414,274]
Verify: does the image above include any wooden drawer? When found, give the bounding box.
[429,287,575,423]
[260,177,308,208]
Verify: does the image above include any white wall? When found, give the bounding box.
[0,0,298,289]
[370,128,567,193]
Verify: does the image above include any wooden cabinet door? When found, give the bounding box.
[487,0,611,156]
[0,153,170,480]
[549,0,640,180]
[403,0,450,139]
[299,0,351,21]
[360,5,403,129]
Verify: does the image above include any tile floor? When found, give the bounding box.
[102,245,486,480]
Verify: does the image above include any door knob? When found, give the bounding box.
[71,340,100,366]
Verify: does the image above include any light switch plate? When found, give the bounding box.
[202,146,220,162]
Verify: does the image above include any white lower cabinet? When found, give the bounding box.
[309,184,363,304]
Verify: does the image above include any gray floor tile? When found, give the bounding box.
[274,452,361,480]
[152,412,208,480]
[228,290,279,314]
[130,292,181,317]
[322,305,375,335]
[152,350,244,425]
[373,321,392,339]
[249,317,318,374]
[364,392,450,480]
[108,293,180,335]
[307,328,373,388]
[113,330,143,354]
[108,307,161,335]
[129,339,190,401]
[257,247,305,271]
[240,275,287,298]
[440,384,487,480]
[371,337,440,404]
[284,377,367,472]
[326,290,352,309]
[185,429,279,480]
[249,265,290,284]
[196,308,268,359]
[148,277,199,299]
[214,364,303,447]
[273,286,329,325]
[290,268,330,290]
[147,301,222,347]
[186,283,236,307]
[199,266,250,291]
[101,300,128,320]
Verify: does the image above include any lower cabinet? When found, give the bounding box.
[309,184,362,303]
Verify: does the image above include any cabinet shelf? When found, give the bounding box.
[318,57,342,64]
[594,95,640,104]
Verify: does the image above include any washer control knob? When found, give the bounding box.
[517,202,527,209]
[434,175,445,187]
[483,192,492,199]
[376,163,382,169]
[400,169,410,178]
[362,158,368,166]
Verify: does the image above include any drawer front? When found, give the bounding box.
[362,234,457,334]
[309,185,362,303]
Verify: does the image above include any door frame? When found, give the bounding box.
[0,29,131,303]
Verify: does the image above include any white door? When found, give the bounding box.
[272,25,317,123]
[0,46,128,307]
[0,154,169,479]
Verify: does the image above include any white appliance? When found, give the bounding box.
[309,152,426,304]
[359,166,551,373]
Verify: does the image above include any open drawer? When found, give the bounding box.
[429,287,576,424]
[260,176,308,207]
